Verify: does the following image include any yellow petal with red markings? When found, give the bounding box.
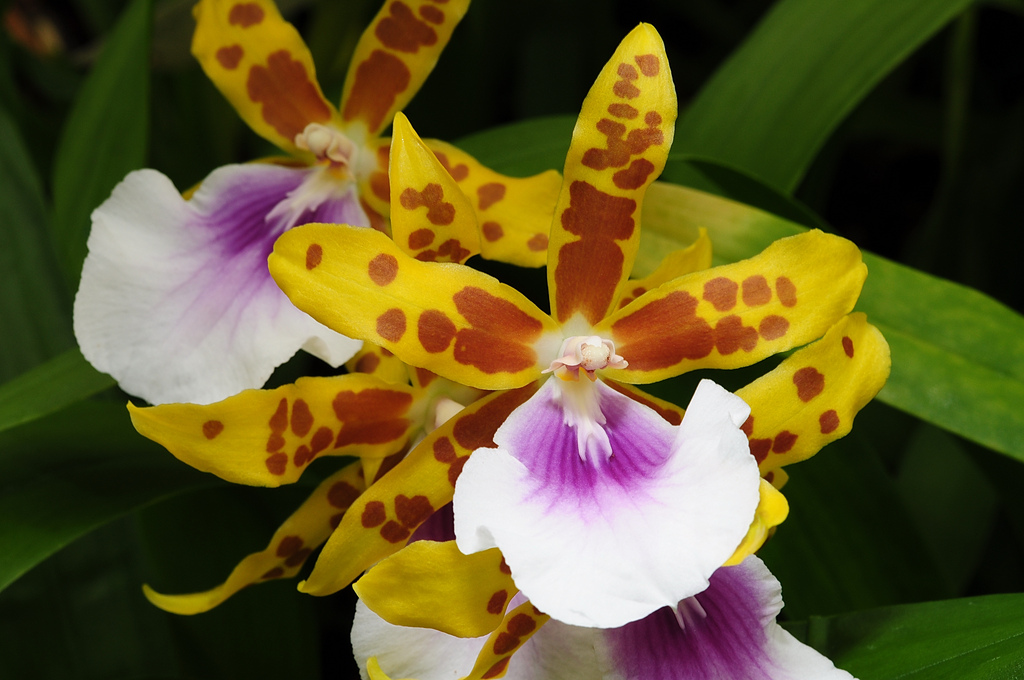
[736,312,891,479]
[355,542,515,638]
[723,478,789,566]
[340,0,471,138]
[389,113,480,264]
[597,230,866,383]
[614,227,712,310]
[424,139,563,268]
[129,373,420,487]
[270,223,561,390]
[143,461,365,614]
[548,24,676,326]
[359,137,395,227]
[347,342,412,385]
[462,600,550,680]
[192,0,339,157]
[299,385,538,596]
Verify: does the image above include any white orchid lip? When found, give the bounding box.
[294,122,357,168]
[544,335,628,382]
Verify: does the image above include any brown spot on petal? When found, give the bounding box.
[305,243,323,270]
[434,151,469,181]
[290,399,313,437]
[773,431,798,453]
[759,315,789,340]
[343,50,411,132]
[715,315,758,355]
[284,548,312,568]
[635,54,660,76]
[453,386,536,451]
[582,119,663,171]
[820,410,840,434]
[508,613,537,635]
[433,437,457,463]
[418,310,457,352]
[265,453,288,475]
[310,426,334,455]
[328,481,361,508]
[202,420,224,439]
[498,557,511,574]
[703,277,738,312]
[247,51,331,140]
[415,367,436,387]
[368,253,398,285]
[408,228,435,250]
[477,183,506,210]
[776,276,797,307]
[482,221,503,242]
[645,111,663,126]
[742,276,772,306]
[401,184,455,225]
[613,79,641,99]
[843,336,855,358]
[419,4,444,23]
[740,415,754,437]
[361,500,386,528]
[394,494,434,526]
[228,2,264,27]
[487,590,509,615]
[276,535,303,558]
[527,234,548,251]
[613,291,715,369]
[376,308,407,342]
[216,45,243,70]
[261,567,285,580]
[266,433,285,452]
[613,158,656,189]
[380,521,410,543]
[608,103,638,119]
[749,438,772,464]
[376,1,438,53]
[293,444,313,467]
[482,659,510,679]
[794,367,825,402]
[354,353,380,374]
[454,287,543,338]
[617,63,638,80]
[269,398,288,433]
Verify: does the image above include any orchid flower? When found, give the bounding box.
[267,22,886,632]
[74,0,561,406]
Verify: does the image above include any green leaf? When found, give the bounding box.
[0,106,74,382]
[674,0,974,192]
[0,349,115,436]
[0,399,214,593]
[51,0,151,290]
[455,114,574,177]
[792,593,1024,679]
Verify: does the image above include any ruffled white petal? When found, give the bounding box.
[74,166,364,405]
[454,378,760,628]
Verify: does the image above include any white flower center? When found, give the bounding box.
[294,123,358,168]
[544,335,628,382]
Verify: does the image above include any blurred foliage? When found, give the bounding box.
[1,0,1023,677]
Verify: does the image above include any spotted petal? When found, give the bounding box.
[74,167,363,405]
[454,379,760,628]
[143,461,364,614]
[300,385,537,596]
[548,24,676,327]
[130,373,417,486]
[615,227,712,310]
[389,113,480,264]
[597,229,866,384]
[192,0,340,157]
[736,312,891,480]
[340,0,471,137]
[270,223,561,390]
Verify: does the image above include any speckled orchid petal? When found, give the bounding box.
[192,0,340,157]
[354,541,515,638]
[270,223,561,390]
[74,167,363,406]
[724,479,789,566]
[340,0,471,138]
[736,312,891,481]
[347,342,412,385]
[597,230,866,384]
[615,227,712,310]
[143,461,364,615]
[548,24,676,327]
[361,137,394,225]
[459,599,551,680]
[423,139,563,268]
[454,379,760,628]
[389,113,480,264]
[129,373,418,487]
[300,385,538,596]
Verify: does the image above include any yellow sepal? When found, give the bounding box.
[424,139,562,268]
[548,23,676,326]
[723,478,789,566]
[367,658,405,680]
[355,542,515,638]
[298,385,538,596]
[142,461,365,614]
[192,0,339,157]
[598,229,866,383]
[736,312,891,476]
[270,223,560,390]
[614,227,712,310]
[347,342,412,385]
[340,0,471,137]
[462,600,550,680]
[390,113,480,264]
[129,373,419,487]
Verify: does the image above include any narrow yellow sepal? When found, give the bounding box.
[340,0,471,138]
[548,23,677,326]
[598,229,867,384]
[367,657,411,680]
[355,542,515,638]
[424,139,563,268]
[614,227,712,310]
[143,461,365,614]
[346,342,412,385]
[270,223,560,390]
[736,312,891,477]
[723,479,789,566]
[463,600,550,680]
[390,113,480,264]
[192,0,339,157]
[298,385,537,597]
[129,373,419,487]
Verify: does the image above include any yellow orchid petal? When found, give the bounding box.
[355,542,515,638]
[735,312,891,478]
[462,600,550,680]
[548,23,676,326]
[614,227,712,310]
[142,461,365,614]
[340,0,471,138]
[723,478,789,566]
[192,0,339,157]
[389,113,481,264]
[270,223,560,390]
[597,230,866,383]
[299,385,537,596]
[359,137,394,228]
[347,342,412,385]
[367,658,405,680]
[129,373,419,487]
[424,139,563,268]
